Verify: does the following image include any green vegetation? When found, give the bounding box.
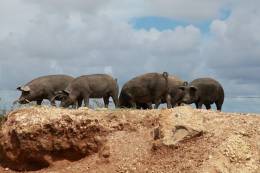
[0,111,6,128]
[0,97,7,127]
[0,115,6,127]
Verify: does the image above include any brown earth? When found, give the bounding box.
[0,106,259,173]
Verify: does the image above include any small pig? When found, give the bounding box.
[163,75,188,107]
[17,75,74,106]
[58,74,119,108]
[134,75,188,109]
[180,78,224,111]
[119,72,171,109]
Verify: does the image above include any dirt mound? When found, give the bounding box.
[0,107,109,171]
[0,106,259,173]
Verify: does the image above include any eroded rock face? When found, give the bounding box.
[0,107,108,171]
[152,107,205,149]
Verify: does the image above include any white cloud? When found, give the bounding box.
[0,0,38,39]
[104,66,113,75]
[25,0,112,15]
[99,0,234,21]
[0,11,202,88]
[144,0,231,20]
[210,20,227,37]
[0,0,259,99]
[202,1,260,95]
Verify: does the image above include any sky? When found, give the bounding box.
[0,0,260,102]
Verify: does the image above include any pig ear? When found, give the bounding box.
[52,92,66,102]
[55,91,64,95]
[62,90,70,96]
[190,86,198,91]
[22,86,30,92]
[18,86,30,92]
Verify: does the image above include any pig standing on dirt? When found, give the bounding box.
[119,72,171,109]
[135,75,188,109]
[56,74,119,108]
[179,78,224,111]
[161,75,188,107]
[16,75,74,106]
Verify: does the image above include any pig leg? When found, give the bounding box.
[205,104,211,110]
[111,95,119,108]
[215,101,222,111]
[49,97,56,106]
[83,96,90,107]
[77,99,83,108]
[136,103,142,109]
[137,103,151,109]
[71,98,80,109]
[129,101,137,109]
[132,102,137,109]
[171,99,177,108]
[165,94,172,109]
[71,104,76,109]
[195,102,203,109]
[36,99,43,105]
[154,99,161,109]
[147,103,153,109]
[103,96,109,108]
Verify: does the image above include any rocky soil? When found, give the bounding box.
[0,106,259,173]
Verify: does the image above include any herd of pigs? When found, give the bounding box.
[16,72,225,111]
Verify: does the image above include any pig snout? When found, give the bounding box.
[182,99,189,104]
[18,97,30,104]
[181,96,193,104]
[60,98,74,108]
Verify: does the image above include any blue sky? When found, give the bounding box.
[131,16,211,33]
[131,8,231,33]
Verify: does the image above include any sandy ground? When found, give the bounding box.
[0,106,259,173]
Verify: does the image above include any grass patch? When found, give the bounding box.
[0,115,7,128]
